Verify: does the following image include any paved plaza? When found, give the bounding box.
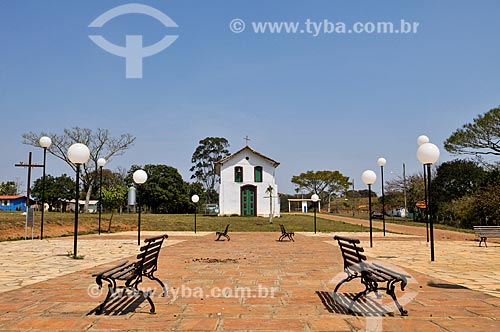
[0,224,498,331]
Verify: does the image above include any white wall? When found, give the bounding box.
[219,149,280,217]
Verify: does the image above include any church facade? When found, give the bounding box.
[216,146,280,217]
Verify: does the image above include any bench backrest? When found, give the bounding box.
[334,235,367,271]
[473,226,500,238]
[136,234,168,275]
[279,224,286,234]
[222,224,230,234]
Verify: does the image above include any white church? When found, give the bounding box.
[215,146,280,217]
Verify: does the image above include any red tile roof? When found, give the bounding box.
[0,195,25,200]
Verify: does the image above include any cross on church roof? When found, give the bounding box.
[244,135,251,146]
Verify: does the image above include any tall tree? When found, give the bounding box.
[31,174,75,211]
[445,107,500,156]
[128,164,190,214]
[102,185,128,232]
[22,128,135,211]
[386,172,426,220]
[190,137,230,203]
[431,159,485,204]
[0,181,18,195]
[291,170,350,204]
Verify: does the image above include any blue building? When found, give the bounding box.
[0,195,28,212]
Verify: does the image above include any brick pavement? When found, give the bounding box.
[0,230,498,331]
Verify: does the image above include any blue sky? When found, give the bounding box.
[1,0,499,195]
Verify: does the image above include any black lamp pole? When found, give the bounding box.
[137,185,141,245]
[368,184,373,248]
[41,147,47,240]
[423,164,429,242]
[427,163,435,261]
[313,201,317,234]
[98,165,103,235]
[194,203,197,234]
[73,164,80,257]
[380,165,385,236]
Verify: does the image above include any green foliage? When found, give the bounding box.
[386,173,425,219]
[445,107,500,156]
[128,164,193,214]
[190,137,230,203]
[102,185,127,211]
[291,170,350,204]
[431,159,485,213]
[31,174,75,211]
[468,186,500,226]
[0,181,18,195]
[357,189,378,198]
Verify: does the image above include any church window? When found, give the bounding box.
[235,166,243,182]
[254,166,263,182]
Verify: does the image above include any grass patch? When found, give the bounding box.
[334,213,474,233]
[0,211,373,241]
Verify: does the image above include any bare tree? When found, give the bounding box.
[22,128,136,211]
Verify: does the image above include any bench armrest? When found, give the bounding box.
[92,260,130,278]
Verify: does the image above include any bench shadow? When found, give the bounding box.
[87,292,150,316]
[316,291,394,317]
[427,281,469,289]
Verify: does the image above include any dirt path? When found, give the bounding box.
[319,214,476,241]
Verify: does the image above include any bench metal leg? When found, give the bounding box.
[387,281,408,316]
[479,237,487,247]
[145,273,168,297]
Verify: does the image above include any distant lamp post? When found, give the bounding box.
[417,135,430,242]
[417,135,430,146]
[133,169,148,245]
[97,158,107,235]
[39,136,52,240]
[191,194,200,233]
[417,142,440,261]
[311,194,319,234]
[68,143,90,258]
[377,157,387,236]
[361,170,377,248]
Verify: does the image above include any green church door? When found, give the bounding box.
[241,185,256,216]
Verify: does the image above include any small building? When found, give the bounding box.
[66,199,99,213]
[287,198,321,213]
[216,146,280,217]
[0,195,28,212]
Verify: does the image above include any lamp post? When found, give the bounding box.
[417,142,440,261]
[97,158,106,235]
[417,135,430,242]
[361,170,377,248]
[311,194,319,234]
[68,143,90,258]
[377,157,386,236]
[133,169,148,245]
[191,195,199,233]
[39,136,51,240]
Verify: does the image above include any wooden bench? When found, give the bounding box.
[333,235,409,316]
[215,224,230,241]
[473,225,500,247]
[278,224,294,242]
[93,234,168,314]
